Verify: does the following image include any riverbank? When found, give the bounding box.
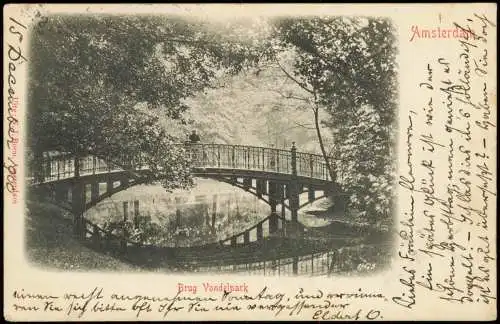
[25,200,142,272]
[25,199,392,275]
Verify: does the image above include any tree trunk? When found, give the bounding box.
[313,107,336,182]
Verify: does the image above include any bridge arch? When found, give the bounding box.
[28,143,341,241]
[32,170,335,215]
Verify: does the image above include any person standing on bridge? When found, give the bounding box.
[188,130,203,165]
[189,130,201,144]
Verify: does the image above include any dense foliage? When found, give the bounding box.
[29,15,261,189]
[29,15,397,223]
[269,17,397,224]
[182,17,397,224]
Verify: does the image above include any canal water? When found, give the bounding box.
[84,178,339,247]
[184,244,392,276]
[83,178,392,275]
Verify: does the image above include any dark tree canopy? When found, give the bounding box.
[266,16,398,222]
[28,15,262,189]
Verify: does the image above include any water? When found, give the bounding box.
[85,179,276,247]
[82,178,392,275]
[187,244,391,276]
[84,178,361,247]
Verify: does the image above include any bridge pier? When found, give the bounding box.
[91,181,99,203]
[120,175,129,188]
[288,184,300,224]
[293,257,298,275]
[106,176,114,195]
[308,187,315,203]
[256,179,267,197]
[269,212,279,234]
[55,183,69,203]
[268,181,279,236]
[262,180,268,195]
[243,178,252,190]
[134,200,140,228]
[257,223,263,241]
[269,192,277,213]
[72,181,86,240]
[269,181,284,234]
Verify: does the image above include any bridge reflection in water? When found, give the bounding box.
[192,247,383,276]
[201,253,334,276]
[82,234,388,276]
[84,180,276,248]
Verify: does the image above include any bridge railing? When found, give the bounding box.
[27,143,332,185]
[186,143,331,181]
[26,151,151,184]
[186,144,292,173]
[295,151,330,180]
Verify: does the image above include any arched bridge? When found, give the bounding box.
[28,143,344,244]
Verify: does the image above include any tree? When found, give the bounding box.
[262,16,397,223]
[182,65,330,151]
[28,15,262,190]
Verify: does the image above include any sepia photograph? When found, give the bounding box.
[4,3,496,321]
[25,13,397,276]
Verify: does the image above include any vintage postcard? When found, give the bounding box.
[3,3,497,321]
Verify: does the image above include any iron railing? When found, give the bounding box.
[27,143,333,185]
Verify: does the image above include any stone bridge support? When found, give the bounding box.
[268,181,279,235]
[91,182,99,203]
[72,181,86,239]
